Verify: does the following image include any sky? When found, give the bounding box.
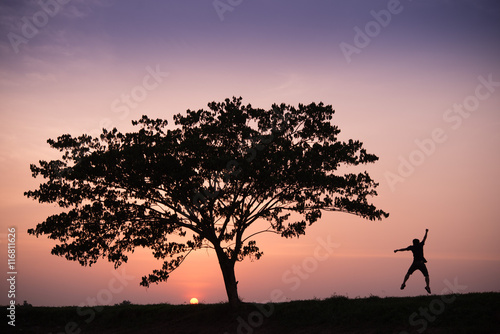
[1,0,500,308]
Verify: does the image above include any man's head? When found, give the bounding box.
[413,239,419,245]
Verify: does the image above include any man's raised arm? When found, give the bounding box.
[422,229,429,244]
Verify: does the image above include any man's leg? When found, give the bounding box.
[421,264,431,293]
[402,263,417,289]
[401,272,411,290]
[424,275,431,293]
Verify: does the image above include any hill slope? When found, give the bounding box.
[4,292,500,333]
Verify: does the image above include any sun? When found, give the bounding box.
[190,297,199,305]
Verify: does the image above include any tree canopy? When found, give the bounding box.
[26,97,388,307]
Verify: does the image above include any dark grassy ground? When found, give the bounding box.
[4,292,500,333]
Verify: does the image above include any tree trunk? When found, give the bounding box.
[215,247,240,309]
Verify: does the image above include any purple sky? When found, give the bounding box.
[1,0,499,307]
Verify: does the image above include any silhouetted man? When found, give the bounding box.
[394,229,431,294]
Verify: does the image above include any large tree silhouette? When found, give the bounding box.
[26,97,388,308]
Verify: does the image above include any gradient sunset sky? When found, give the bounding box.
[1,0,500,307]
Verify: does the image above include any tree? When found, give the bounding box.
[26,97,388,309]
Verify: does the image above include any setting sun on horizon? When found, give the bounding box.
[1,0,499,312]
